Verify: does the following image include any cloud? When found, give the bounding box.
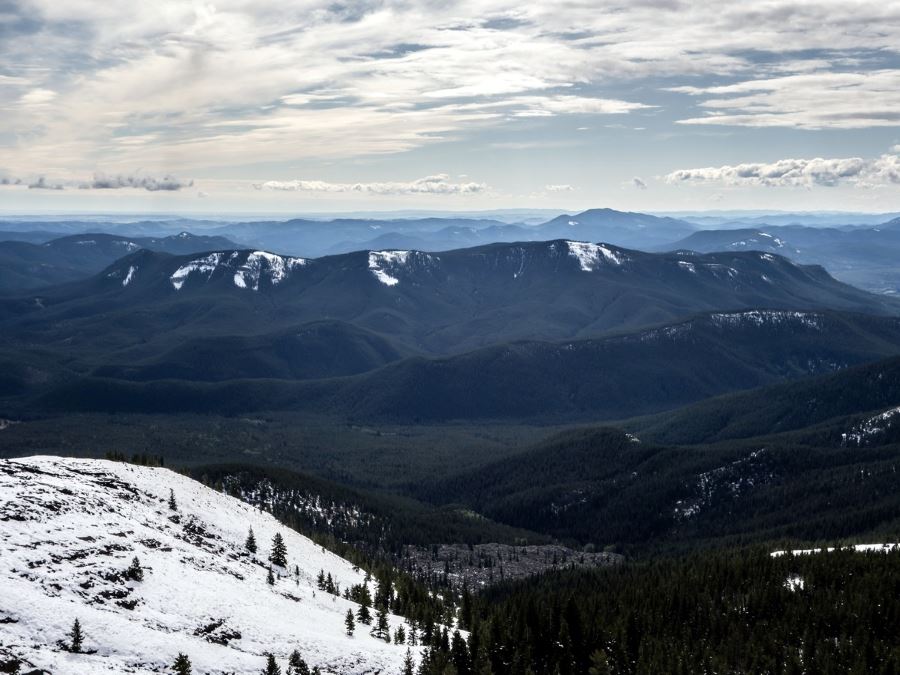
[545,184,574,192]
[254,174,487,195]
[665,151,900,188]
[82,173,193,191]
[3,1,900,178]
[28,176,65,190]
[6,172,192,191]
[631,177,648,190]
[673,70,900,130]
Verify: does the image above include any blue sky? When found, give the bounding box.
[1,0,899,214]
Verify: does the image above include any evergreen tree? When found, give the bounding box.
[69,618,83,653]
[126,556,144,582]
[372,607,390,642]
[262,653,282,675]
[394,625,406,645]
[316,569,326,590]
[357,601,372,626]
[270,532,288,568]
[345,609,356,636]
[245,527,258,554]
[587,650,610,675]
[267,566,275,586]
[403,648,416,675]
[451,630,470,675]
[168,489,177,511]
[173,653,192,675]
[287,649,310,675]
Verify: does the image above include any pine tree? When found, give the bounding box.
[371,607,390,642]
[270,532,288,568]
[287,649,310,675]
[394,625,406,645]
[316,569,326,590]
[69,618,83,653]
[357,601,372,625]
[246,527,258,554]
[126,556,144,582]
[168,489,177,511]
[173,653,192,675]
[262,653,282,675]
[587,650,611,675]
[267,566,275,585]
[345,609,356,636]
[403,648,415,675]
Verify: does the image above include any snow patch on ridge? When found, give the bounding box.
[842,405,900,447]
[709,310,822,330]
[170,252,225,291]
[565,241,626,271]
[368,250,411,286]
[233,251,307,291]
[169,251,306,291]
[772,543,900,557]
[122,265,137,287]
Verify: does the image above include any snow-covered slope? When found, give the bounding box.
[0,457,419,674]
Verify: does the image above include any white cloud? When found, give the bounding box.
[665,151,900,188]
[631,177,648,190]
[674,70,900,130]
[545,184,574,192]
[254,174,487,195]
[3,1,900,178]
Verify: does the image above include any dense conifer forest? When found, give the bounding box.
[415,549,900,675]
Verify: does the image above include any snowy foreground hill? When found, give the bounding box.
[0,457,419,674]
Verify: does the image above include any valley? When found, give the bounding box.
[2,211,900,673]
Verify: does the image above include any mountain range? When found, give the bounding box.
[661,220,900,294]
[0,245,895,424]
[0,232,241,291]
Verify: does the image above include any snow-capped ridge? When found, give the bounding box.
[233,251,307,291]
[0,456,419,674]
[565,241,627,271]
[367,250,437,286]
[169,251,307,291]
[170,252,225,291]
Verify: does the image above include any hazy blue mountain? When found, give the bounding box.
[0,232,241,292]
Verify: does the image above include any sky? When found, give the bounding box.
[1,0,900,215]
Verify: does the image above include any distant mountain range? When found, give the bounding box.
[2,239,893,357]
[0,232,241,291]
[0,233,897,422]
[661,221,900,294]
[5,207,900,295]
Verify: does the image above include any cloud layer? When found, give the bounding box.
[2,0,900,186]
[7,173,193,192]
[665,151,900,188]
[255,175,487,195]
